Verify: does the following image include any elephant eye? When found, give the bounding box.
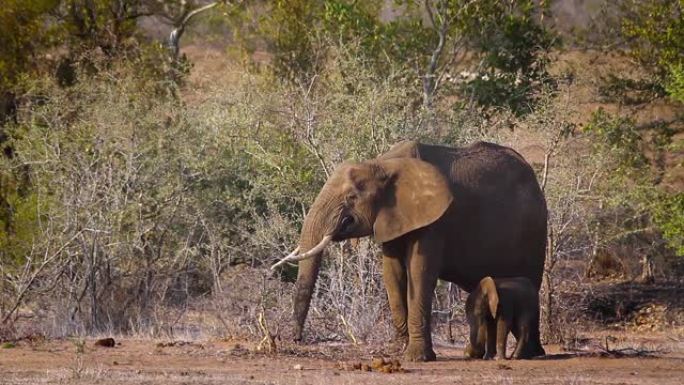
[340,215,354,231]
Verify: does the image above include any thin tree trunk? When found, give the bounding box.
[89,233,98,332]
[637,255,655,284]
[542,226,558,343]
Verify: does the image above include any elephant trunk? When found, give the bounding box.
[292,188,338,342]
[292,251,322,341]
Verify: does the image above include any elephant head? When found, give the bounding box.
[476,276,499,319]
[273,157,453,341]
[464,276,499,358]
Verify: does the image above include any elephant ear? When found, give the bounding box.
[373,158,453,243]
[480,276,499,318]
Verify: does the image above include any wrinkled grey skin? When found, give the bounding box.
[291,140,547,361]
[465,276,546,360]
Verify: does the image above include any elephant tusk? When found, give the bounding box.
[285,246,301,259]
[270,235,333,270]
[294,234,333,260]
[270,247,300,270]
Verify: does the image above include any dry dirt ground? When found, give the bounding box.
[1,333,683,385]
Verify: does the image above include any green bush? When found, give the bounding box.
[611,0,684,101]
[652,193,684,255]
[237,0,554,114]
[455,0,556,114]
[585,108,682,259]
[666,63,684,103]
[0,0,59,91]
[584,108,646,171]
[620,0,684,79]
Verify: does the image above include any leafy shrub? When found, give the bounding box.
[666,63,684,103]
[602,0,684,101]
[620,0,684,79]
[0,0,59,91]
[652,193,684,256]
[584,108,646,171]
[459,0,557,114]
[236,0,554,115]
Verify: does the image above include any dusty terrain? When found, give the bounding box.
[1,333,683,385]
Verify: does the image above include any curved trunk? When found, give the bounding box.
[291,188,336,342]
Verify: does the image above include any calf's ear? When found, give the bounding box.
[480,276,499,317]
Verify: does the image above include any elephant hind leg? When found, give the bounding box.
[512,336,527,359]
[529,312,546,357]
[513,316,545,359]
[525,329,546,357]
[512,323,538,359]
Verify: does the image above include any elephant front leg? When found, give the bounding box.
[484,318,497,359]
[464,320,487,359]
[404,235,441,362]
[382,253,408,347]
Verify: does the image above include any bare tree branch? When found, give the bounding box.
[2,230,84,324]
[168,1,227,59]
[422,0,450,110]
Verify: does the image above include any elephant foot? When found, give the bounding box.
[464,344,484,359]
[293,337,302,343]
[513,345,545,359]
[534,345,546,358]
[388,336,408,355]
[293,328,304,343]
[404,341,436,362]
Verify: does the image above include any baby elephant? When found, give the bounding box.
[464,276,545,360]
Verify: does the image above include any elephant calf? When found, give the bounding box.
[464,276,545,360]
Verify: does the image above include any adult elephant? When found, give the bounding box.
[272,140,547,361]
